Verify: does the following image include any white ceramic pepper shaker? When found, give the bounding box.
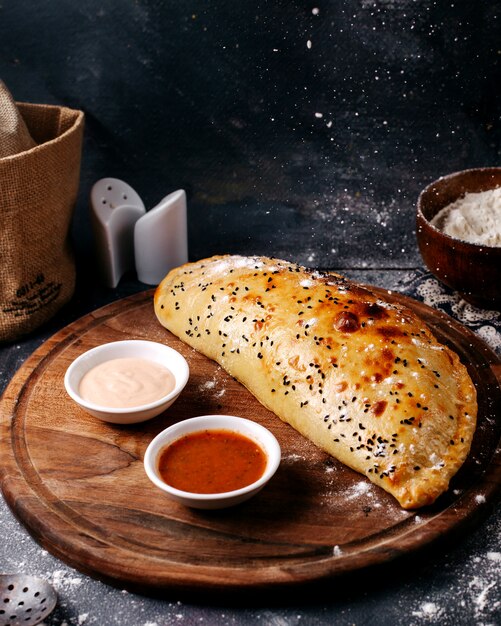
[134,189,188,285]
[90,178,146,288]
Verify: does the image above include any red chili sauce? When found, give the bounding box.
[157,429,267,494]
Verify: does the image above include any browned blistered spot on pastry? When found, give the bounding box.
[319,336,335,348]
[334,311,360,333]
[377,326,404,339]
[288,355,306,372]
[371,400,387,417]
[361,302,389,320]
[364,351,394,381]
[381,347,394,362]
[253,314,273,332]
[334,381,348,392]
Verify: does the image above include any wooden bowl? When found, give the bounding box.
[416,167,501,309]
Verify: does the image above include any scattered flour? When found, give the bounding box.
[345,481,372,500]
[411,601,442,621]
[199,380,215,391]
[405,516,501,625]
[469,577,498,616]
[282,453,306,464]
[48,569,83,591]
[198,376,226,399]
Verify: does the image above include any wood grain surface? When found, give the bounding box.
[0,288,499,595]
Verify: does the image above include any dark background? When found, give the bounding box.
[1,0,499,278]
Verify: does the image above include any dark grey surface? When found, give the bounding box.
[0,1,500,624]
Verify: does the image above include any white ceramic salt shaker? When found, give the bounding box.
[134,189,188,285]
[90,178,146,288]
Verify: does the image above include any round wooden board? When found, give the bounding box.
[0,288,500,596]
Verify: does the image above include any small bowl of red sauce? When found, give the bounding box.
[64,340,189,424]
[143,415,281,509]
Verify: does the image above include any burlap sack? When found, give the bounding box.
[0,93,84,342]
[0,82,36,157]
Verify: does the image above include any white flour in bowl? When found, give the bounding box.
[430,186,501,247]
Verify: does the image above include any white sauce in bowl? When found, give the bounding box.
[79,357,176,408]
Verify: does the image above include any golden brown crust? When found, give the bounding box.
[154,255,478,509]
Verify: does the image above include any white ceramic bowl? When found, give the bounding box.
[144,415,281,509]
[64,340,189,424]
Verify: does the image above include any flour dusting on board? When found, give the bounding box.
[197,371,227,399]
[345,481,372,499]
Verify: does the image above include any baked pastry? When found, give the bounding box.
[154,255,477,509]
